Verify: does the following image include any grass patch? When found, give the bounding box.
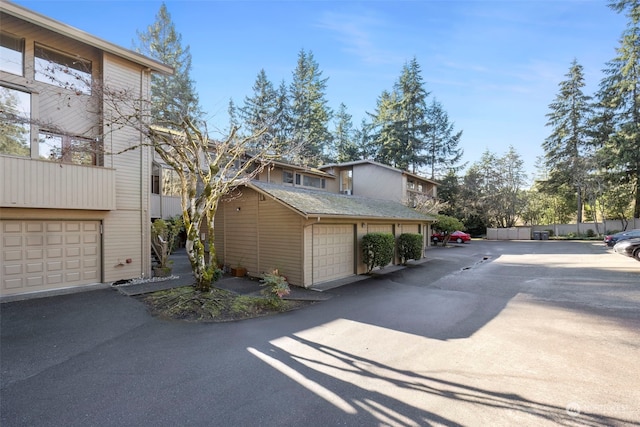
[140,285,310,322]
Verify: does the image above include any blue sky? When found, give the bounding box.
[15,0,627,181]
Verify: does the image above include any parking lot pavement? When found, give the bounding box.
[1,240,638,426]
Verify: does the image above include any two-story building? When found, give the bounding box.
[0,1,172,298]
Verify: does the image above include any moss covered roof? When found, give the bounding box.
[250,181,435,221]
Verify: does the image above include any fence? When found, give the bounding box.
[486,218,640,240]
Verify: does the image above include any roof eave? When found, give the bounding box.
[1,1,174,75]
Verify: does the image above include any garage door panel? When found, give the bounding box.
[312,224,354,284]
[1,220,101,296]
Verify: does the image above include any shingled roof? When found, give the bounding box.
[249,181,435,221]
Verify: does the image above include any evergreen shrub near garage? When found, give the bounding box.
[362,232,395,273]
[398,233,423,264]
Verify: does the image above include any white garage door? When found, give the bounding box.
[312,224,354,284]
[1,220,101,297]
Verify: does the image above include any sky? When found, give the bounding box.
[13,0,628,182]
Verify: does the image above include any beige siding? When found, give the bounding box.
[151,194,182,219]
[101,54,152,281]
[353,164,402,201]
[219,190,259,274]
[0,157,116,210]
[400,224,420,234]
[257,194,303,285]
[213,202,225,265]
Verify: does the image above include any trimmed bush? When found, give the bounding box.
[362,232,395,273]
[398,233,424,264]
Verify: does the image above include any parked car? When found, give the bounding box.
[613,237,640,261]
[604,229,640,247]
[432,230,471,244]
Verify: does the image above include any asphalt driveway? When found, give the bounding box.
[1,240,639,426]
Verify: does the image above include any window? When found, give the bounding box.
[162,168,181,196]
[283,170,294,184]
[302,175,325,189]
[34,44,92,95]
[151,164,161,194]
[0,32,24,75]
[407,180,416,190]
[0,85,31,157]
[340,169,353,194]
[38,131,96,165]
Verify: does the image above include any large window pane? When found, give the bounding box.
[38,132,62,160]
[0,32,24,75]
[34,44,92,95]
[38,132,96,165]
[0,86,30,157]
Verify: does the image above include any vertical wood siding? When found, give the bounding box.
[257,194,303,285]
[0,157,115,209]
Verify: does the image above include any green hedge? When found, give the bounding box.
[398,233,423,264]
[362,232,395,273]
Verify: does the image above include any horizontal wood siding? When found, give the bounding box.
[0,157,116,210]
[257,195,303,285]
[102,54,151,279]
[102,211,145,282]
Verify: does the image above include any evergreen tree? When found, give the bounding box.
[542,59,592,223]
[371,89,403,167]
[394,57,430,172]
[332,103,358,162]
[288,49,332,164]
[134,3,202,127]
[227,98,240,134]
[239,69,278,150]
[370,57,430,171]
[355,118,375,160]
[424,98,464,179]
[597,0,640,218]
[272,80,292,157]
[0,87,30,156]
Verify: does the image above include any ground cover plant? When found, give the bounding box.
[140,284,310,322]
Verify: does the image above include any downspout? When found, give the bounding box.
[140,67,149,277]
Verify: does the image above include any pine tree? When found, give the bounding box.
[424,98,464,179]
[598,0,640,218]
[134,3,202,127]
[542,59,592,223]
[288,49,332,164]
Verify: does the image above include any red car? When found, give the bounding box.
[432,230,471,244]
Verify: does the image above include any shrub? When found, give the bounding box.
[362,232,395,273]
[260,269,290,299]
[398,233,423,264]
[586,229,595,238]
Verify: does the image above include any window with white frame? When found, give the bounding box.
[0,85,31,157]
[34,44,92,95]
[0,32,24,76]
[283,169,294,184]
